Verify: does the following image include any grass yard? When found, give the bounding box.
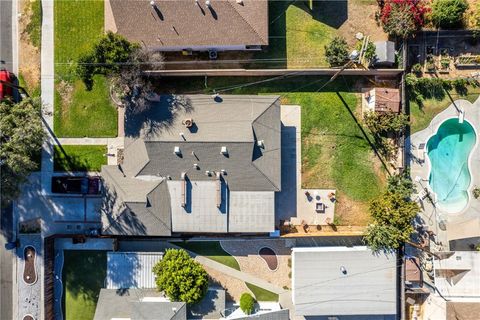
[246,283,279,302]
[24,0,42,48]
[157,76,385,225]
[62,250,107,320]
[174,241,241,271]
[54,145,107,172]
[54,0,117,137]
[410,86,480,133]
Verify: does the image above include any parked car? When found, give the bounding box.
[0,70,13,100]
[51,176,102,195]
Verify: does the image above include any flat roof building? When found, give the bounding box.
[292,246,398,319]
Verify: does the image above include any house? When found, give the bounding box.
[105,0,268,52]
[291,246,398,319]
[364,88,401,114]
[101,95,281,236]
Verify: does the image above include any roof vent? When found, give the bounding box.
[193,163,199,169]
[205,170,211,176]
[182,118,194,128]
[220,146,228,155]
[174,146,181,155]
[179,132,185,140]
[205,0,211,7]
[236,0,243,4]
[221,169,226,175]
[257,140,264,148]
[150,0,156,7]
[340,266,347,275]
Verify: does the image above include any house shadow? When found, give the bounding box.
[295,0,348,29]
[124,94,193,139]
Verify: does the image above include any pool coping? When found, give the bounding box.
[423,116,479,215]
[410,98,480,222]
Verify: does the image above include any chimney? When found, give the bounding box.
[180,173,186,208]
[174,146,181,155]
[257,140,264,148]
[216,172,221,208]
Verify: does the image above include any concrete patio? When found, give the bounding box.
[292,189,336,226]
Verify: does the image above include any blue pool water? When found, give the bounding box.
[427,118,476,213]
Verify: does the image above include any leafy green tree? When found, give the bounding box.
[364,191,419,251]
[387,171,416,200]
[152,249,208,305]
[0,98,45,204]
[356,40,376,61]
[364,111,409,135]
[240,293,256,314]
[431,0,468,29]
[325,36,349,67]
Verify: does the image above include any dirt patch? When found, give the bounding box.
[338,0,388,47]
[204,266,248,302]
[335,192,371,226]
[259,247,278,271]
[57,80,74,107]
[19,0,41,92]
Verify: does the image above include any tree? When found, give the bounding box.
[240,293,256,314]
[356,40,376,61]
[431,0,468,29]
[364,191,420,251]
[152,249,208,305]
[325,36,349,67]
[380,0,429,38]
[0,98,45,204]
[364,111,409,135]
[387,171,416,200]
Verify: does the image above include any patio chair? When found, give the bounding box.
[417,143,426,163]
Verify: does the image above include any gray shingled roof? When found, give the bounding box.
[101,94,280,235]
[94,289,186,320]
[292,246,397,317]
[106,0,268,49]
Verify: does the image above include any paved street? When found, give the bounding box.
[1,0,16,319]
[0,0,13,71]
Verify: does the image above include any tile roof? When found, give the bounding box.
[107,0,268,49]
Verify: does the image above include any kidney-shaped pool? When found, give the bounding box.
[427,118,477,213]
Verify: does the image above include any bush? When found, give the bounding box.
[356,40,376,61]
[431,0,468,29]
[473,187,480,199]
[380,0,429,38]
[240,293,256,314]
[387,171,416,200]
[325,36,349,67]
[411,63,423,76]
[364,111,409,135]
[152,249,208,305]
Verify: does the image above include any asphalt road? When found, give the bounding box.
[0,0,15,318]
[0,0,13,72]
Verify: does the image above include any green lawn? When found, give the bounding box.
[174,241,241,271]
[157,76,384,221]
[410,87,480,133]
[25,0,42,48]
[246,283,279,302]
[54,0,117,137]
[54,145,107,172]
[63,250,107,320]
[253,1,334,68]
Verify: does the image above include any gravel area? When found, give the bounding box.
[205,266,249,302]
[221,239,292,289]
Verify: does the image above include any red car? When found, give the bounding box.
[0,70,13,100]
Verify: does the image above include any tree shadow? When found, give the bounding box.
[124,94,193,139]
[188,285,226,319]
[295,0,348,29]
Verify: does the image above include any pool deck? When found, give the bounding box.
[409,98,480,247]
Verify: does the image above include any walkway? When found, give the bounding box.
[40,0,54,192]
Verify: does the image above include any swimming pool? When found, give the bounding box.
[427,118,476,213]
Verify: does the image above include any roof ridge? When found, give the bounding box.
[252,96,281,123]
[251,162,280,191]
[226,0,268,44]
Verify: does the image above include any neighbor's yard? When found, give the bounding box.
[410,86,480,133]
[54,145,107,172]
[159,76,385,225]
[253,0,386,68]
[54,0,117,137]
[63,250,106,320]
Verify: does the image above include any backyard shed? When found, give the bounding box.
[106,252,163,289]
[374,41,396,67]
[292,246,397,319]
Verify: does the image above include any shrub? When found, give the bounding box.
[473,187,480,199]
[364,111,409,135]
[325,36,349,67]
[240,293,256,314]
[152,249,208,305]
[431,0,468,29]
[387,171,416,200]
[356,40,376,61]
[411,63,423,76]
[380,0,429,38]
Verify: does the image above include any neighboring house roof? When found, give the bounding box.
[93,288,186,320]
[101,95,280,235]
[434,251,480,298]
[105,0,268,49]
[292,246,397,318]
[446,302,480,320]
[106,252,164,289]
[232,309,290,320]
